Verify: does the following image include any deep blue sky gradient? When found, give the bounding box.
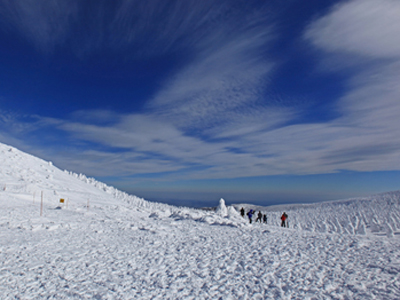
[1,0,400,207]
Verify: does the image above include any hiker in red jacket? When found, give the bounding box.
[281,212,288,227]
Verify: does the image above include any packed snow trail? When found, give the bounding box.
[1,204,400,299]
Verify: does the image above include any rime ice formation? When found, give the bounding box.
[215,198,228,217]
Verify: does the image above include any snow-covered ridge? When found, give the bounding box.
[1,141,400,237]
[0,142,162,209]
[235,191,400,237]
[0,142,244,227]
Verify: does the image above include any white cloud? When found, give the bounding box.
[48,149,184,177]
[147,22,275,132]
[303,0,400,137]
[298,0,400,173]
[304,0,400,59]
[59,114,222,162]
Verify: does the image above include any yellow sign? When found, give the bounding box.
[60,198,65,203]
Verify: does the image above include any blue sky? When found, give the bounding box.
[1,0,400,207]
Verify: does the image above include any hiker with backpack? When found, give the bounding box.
[263,214,267,224]
[256,211,263,223]
[281,212,288,227]
[247,209,254,224]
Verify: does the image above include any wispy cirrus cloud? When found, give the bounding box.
[0,0,268,56]
[110,0,228,55]
[0,0,78,52]
[148,26,276,132]
[0,0,281,180]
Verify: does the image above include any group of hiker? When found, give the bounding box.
[240,207,288,227]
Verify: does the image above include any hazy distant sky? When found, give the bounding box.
[1,0,400,207]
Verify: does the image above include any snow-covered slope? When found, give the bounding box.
[1,142,400,299]
[0,142,246,226]
[0,142,171,210]
[234,191,400,237]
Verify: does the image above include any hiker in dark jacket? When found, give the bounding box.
[263,214,267,224]
[256,211,263,222]
[240,207,245,218]
[247,209,254,224]
[281,212,288,227]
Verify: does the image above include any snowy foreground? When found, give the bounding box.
[1,143,400,299]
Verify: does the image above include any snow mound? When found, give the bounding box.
[227,205,240,217]
[215,198,228,216]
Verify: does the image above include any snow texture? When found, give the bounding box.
[1,142,400,299]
